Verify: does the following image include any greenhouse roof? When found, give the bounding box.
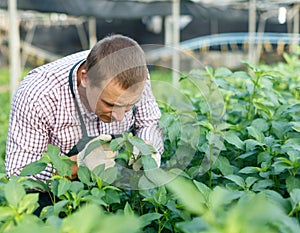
[1,0,299,21]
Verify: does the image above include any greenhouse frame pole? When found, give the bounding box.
[88,17,97,49]
[292,3,299,52]
[172,0,180,86]
[8,0,21,100]
[248,0,257,65]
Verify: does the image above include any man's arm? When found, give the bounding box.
[5,85,52,181]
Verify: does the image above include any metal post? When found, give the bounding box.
[8,0,21,100]
[172,0,180,86]
[292,4,299,53]
[88,17,97,49]
[256,13,267,62]
[164,16,172,46]
[248,0,257,65]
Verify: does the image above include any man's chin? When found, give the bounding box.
[99,115,113,123]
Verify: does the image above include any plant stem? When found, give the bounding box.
[209,143,213,188]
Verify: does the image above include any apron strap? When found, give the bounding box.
[68,59,89,138]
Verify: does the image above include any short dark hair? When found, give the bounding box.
[85,34,148,89]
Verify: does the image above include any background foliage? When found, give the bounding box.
[0,50,300,232]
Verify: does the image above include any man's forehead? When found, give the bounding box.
[99,81,143,103]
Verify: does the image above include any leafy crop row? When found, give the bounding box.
[1,52,300,232]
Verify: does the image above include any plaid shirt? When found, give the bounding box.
[5,51,163,182]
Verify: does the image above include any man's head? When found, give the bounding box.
[80,35,148,123]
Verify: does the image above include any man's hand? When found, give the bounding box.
[70,155,78,179]
[77,135,116,171]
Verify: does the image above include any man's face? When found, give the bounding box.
[84,78,144,123]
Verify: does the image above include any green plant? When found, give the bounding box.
[1,54,300,231]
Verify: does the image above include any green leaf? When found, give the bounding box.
[141,155,158,170]
[282,138,300,152]
[159,112,174,128]
[176,217,207,233]
[239,166,260,174]
[215,67,232,77]
[5,177,26,207]
[138,174,156,190]
[139,213,163,228]
[70,181,84,194]
[84,140,106,158]
[286,176,300,193]
[124,202,134,216]
[47,144,60,155]
[214,156,235,176]
[224,174,245,188]
[253,101,274,118]
[168,119,181,142]
[205,66,214,78]
[245,177,258,188]
[272,160,292,174]
[238,150,258,159]
[223,130,244,149]
[0,207,15,222]
[289,189,300,206]
[104,189,120,205]
[252,179,274,192]
[5,221,58,233]
[169,168,191,179]
[115,150,130,163]
[231,70,251,79]
[82,194,108,207]
[78,166,92,185]
[57,179,72,197]
[245,82,254,95]
[100,166,118,184]
[61,204,103,233]
[90,188,105,199]
[284,103,300,114]
[242,60,257,71]
[53,200,69,214]
[19,178,50,192]
[128,136,156,156]
[247,126,265,143]
[271,120,291,139]
[193,180,211,203]
[166,176,206,215]
[18,193,39,214]
[245,139,264,151]
[154,186,167,205]
[110,137,125,151]
[20,161,47,176]
[209,186,241,210]
[197,120,214,131]
[92,164,105,177]
[47,152,72,178]
[251,118,269,132]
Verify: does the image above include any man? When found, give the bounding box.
[5,34,164,182]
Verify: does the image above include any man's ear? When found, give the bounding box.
[80,69,89,88]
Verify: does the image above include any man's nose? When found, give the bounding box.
[111,107,126,121]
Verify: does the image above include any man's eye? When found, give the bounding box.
[105,103,114,107]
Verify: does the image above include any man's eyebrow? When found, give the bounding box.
[101,98,138,108]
